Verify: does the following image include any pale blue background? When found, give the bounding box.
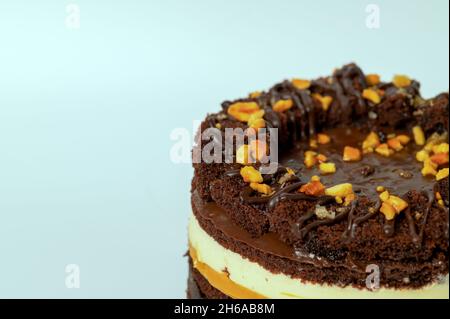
[0,0,448,298]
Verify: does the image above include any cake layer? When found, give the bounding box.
[189,212,449,299]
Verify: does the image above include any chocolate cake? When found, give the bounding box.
[188,63,449,299]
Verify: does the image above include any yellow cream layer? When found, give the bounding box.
[188,212,449,299]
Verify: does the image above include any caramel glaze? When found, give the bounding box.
[232,126,447,245]
[214,64,447,247]
[192,191,367,273]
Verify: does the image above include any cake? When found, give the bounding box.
[187,63,449,299]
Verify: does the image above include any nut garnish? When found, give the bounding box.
[343,146,362,162]
[240,166,263,183]
[312,93,333,111]
[366,74,381,86]
[362,88,381,104]
[250,182,273,195]
[375,143,394,157]
[317,133,331,145]
[436,168,449,181]
[362,132,381,153]
[319,162,336,175]
[249,91,262,99]
[292,79,311,90]
[299,180,325,196]
[393,75,412,88]
[247,110,266,129]
[304,150,318,168]
[412,126,425,146]
[273,99,294,112]
[378,189,409,220]
[315,205,335,220]
[325,183,353,198]
[227,102,260,122]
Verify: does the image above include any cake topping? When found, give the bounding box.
[249,182,273,195]
[312,93,333,111]
[240,166,263,183]
[412,126,426,146]
[319,162,336,175]
[362,88,381,104]
[343,146,362,162]
[227,102,260,122]
[365,74,381,86]
[291,79,311,90]
[273,99,294,112]
[299,180,325,196]
[393,74,412,88]
[317,133,331,145]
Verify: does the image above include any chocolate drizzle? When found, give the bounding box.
[213,63,448,245]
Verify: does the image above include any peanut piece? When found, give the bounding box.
[412,126,425,146]
[343,146,362,162]
[240,166,263,183]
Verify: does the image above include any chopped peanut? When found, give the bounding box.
[299,181,325,196]
[250,182,272,195]
[248,118,265,129]
[386,195,409,213]
[362,132,380,153]
[412,126,425,146]
[249,91,262,99]
[304,150,318,168]
[366,74,381,86]
[309,138,318,149]
[375,143,394,157]
[316,154,328,163]
[344,193,356,206]
[393,75,411,88]
[240,166,263,183]
[380,202,397,220]
[425,158,438,170]
[319,162,336,174]
[387,137,404,151]
[249,140,267,162]
[422,165,437,177]
[335,196,343,204]
[430,153,449,166]
[247,110,265,129]
[317,133,331,145]
[227,102,260,122]
[416,150,429,162]
[312,94,333,111]
[236,145,251,165]
[379,190,390,202]
[376,186,386,193]
[273,99,294,112]
[436,192,443,201]
[325,183,353,197]
[311,175,321,182]
[362,88,381,104]
[343,146,362,162]
[436,168,449,181]
[396,135,411,145]
[432,143,449,154]
[292,79,311,90]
